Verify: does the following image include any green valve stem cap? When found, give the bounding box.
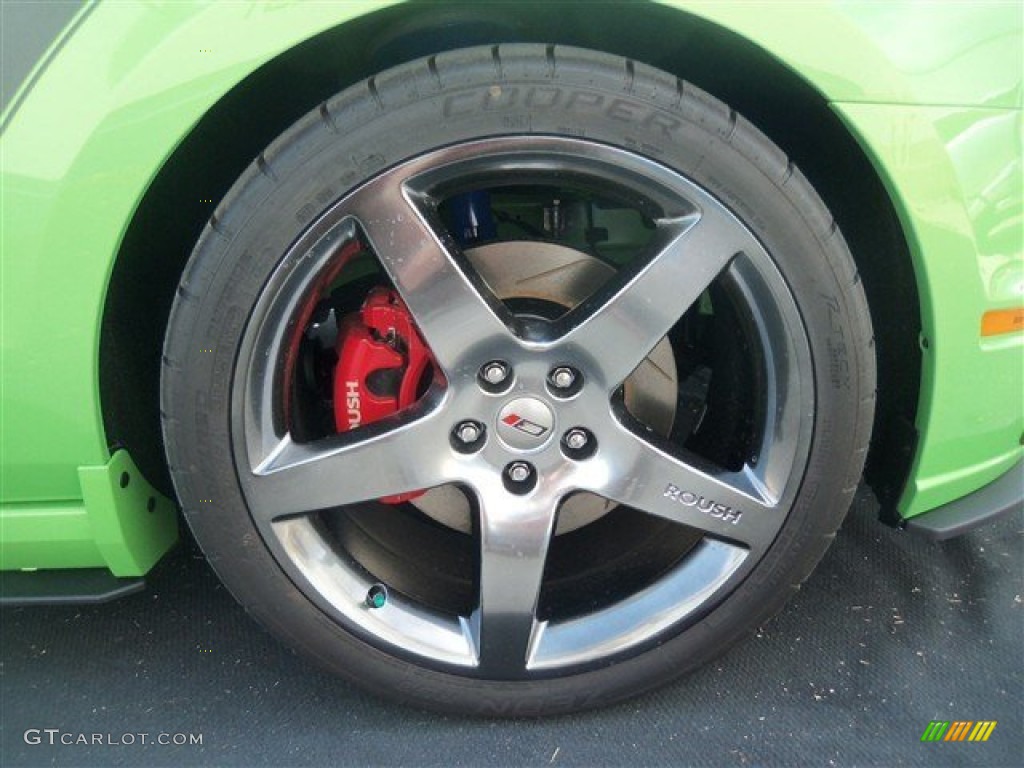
[365,584,388,609]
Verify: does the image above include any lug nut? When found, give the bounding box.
[550,366,576,390]
[507,462,532,481]
[455,421,481,444]
[562,427,596,459]
[564,428,589,451]
[548,365,582,397]
[503,461,537,493]
[451,420,485,452]
[481,361,511,386]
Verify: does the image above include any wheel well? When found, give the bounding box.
[101,0,919,513]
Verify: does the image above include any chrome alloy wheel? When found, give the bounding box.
[231,136,813,679]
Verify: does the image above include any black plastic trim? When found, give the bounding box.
[905,459,1023,540]
[0,568,144,606]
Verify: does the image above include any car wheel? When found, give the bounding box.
[161,45,874,715]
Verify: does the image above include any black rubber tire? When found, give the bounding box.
[161,44,875,716]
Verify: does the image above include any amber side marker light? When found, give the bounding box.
[981,308,1024,337]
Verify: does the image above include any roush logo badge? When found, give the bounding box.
[344,380,361,429]
[501,413,549,437]
[496,397,555,450]
[663,484,743,525]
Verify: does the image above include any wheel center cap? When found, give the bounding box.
[497,397,555,451]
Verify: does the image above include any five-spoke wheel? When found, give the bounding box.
[162,45,873,714]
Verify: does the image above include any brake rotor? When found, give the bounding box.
[412,241,678,534]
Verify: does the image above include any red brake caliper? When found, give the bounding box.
[332,287,435,504]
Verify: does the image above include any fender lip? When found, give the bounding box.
[905,458,1023,540]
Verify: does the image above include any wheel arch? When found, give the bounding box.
[99,1,921,511]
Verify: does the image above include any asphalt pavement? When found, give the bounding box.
[2,487,1021,767]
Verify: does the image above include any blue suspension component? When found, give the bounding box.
[449,191,497,245]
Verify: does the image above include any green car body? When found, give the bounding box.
[1,0,1021,578]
